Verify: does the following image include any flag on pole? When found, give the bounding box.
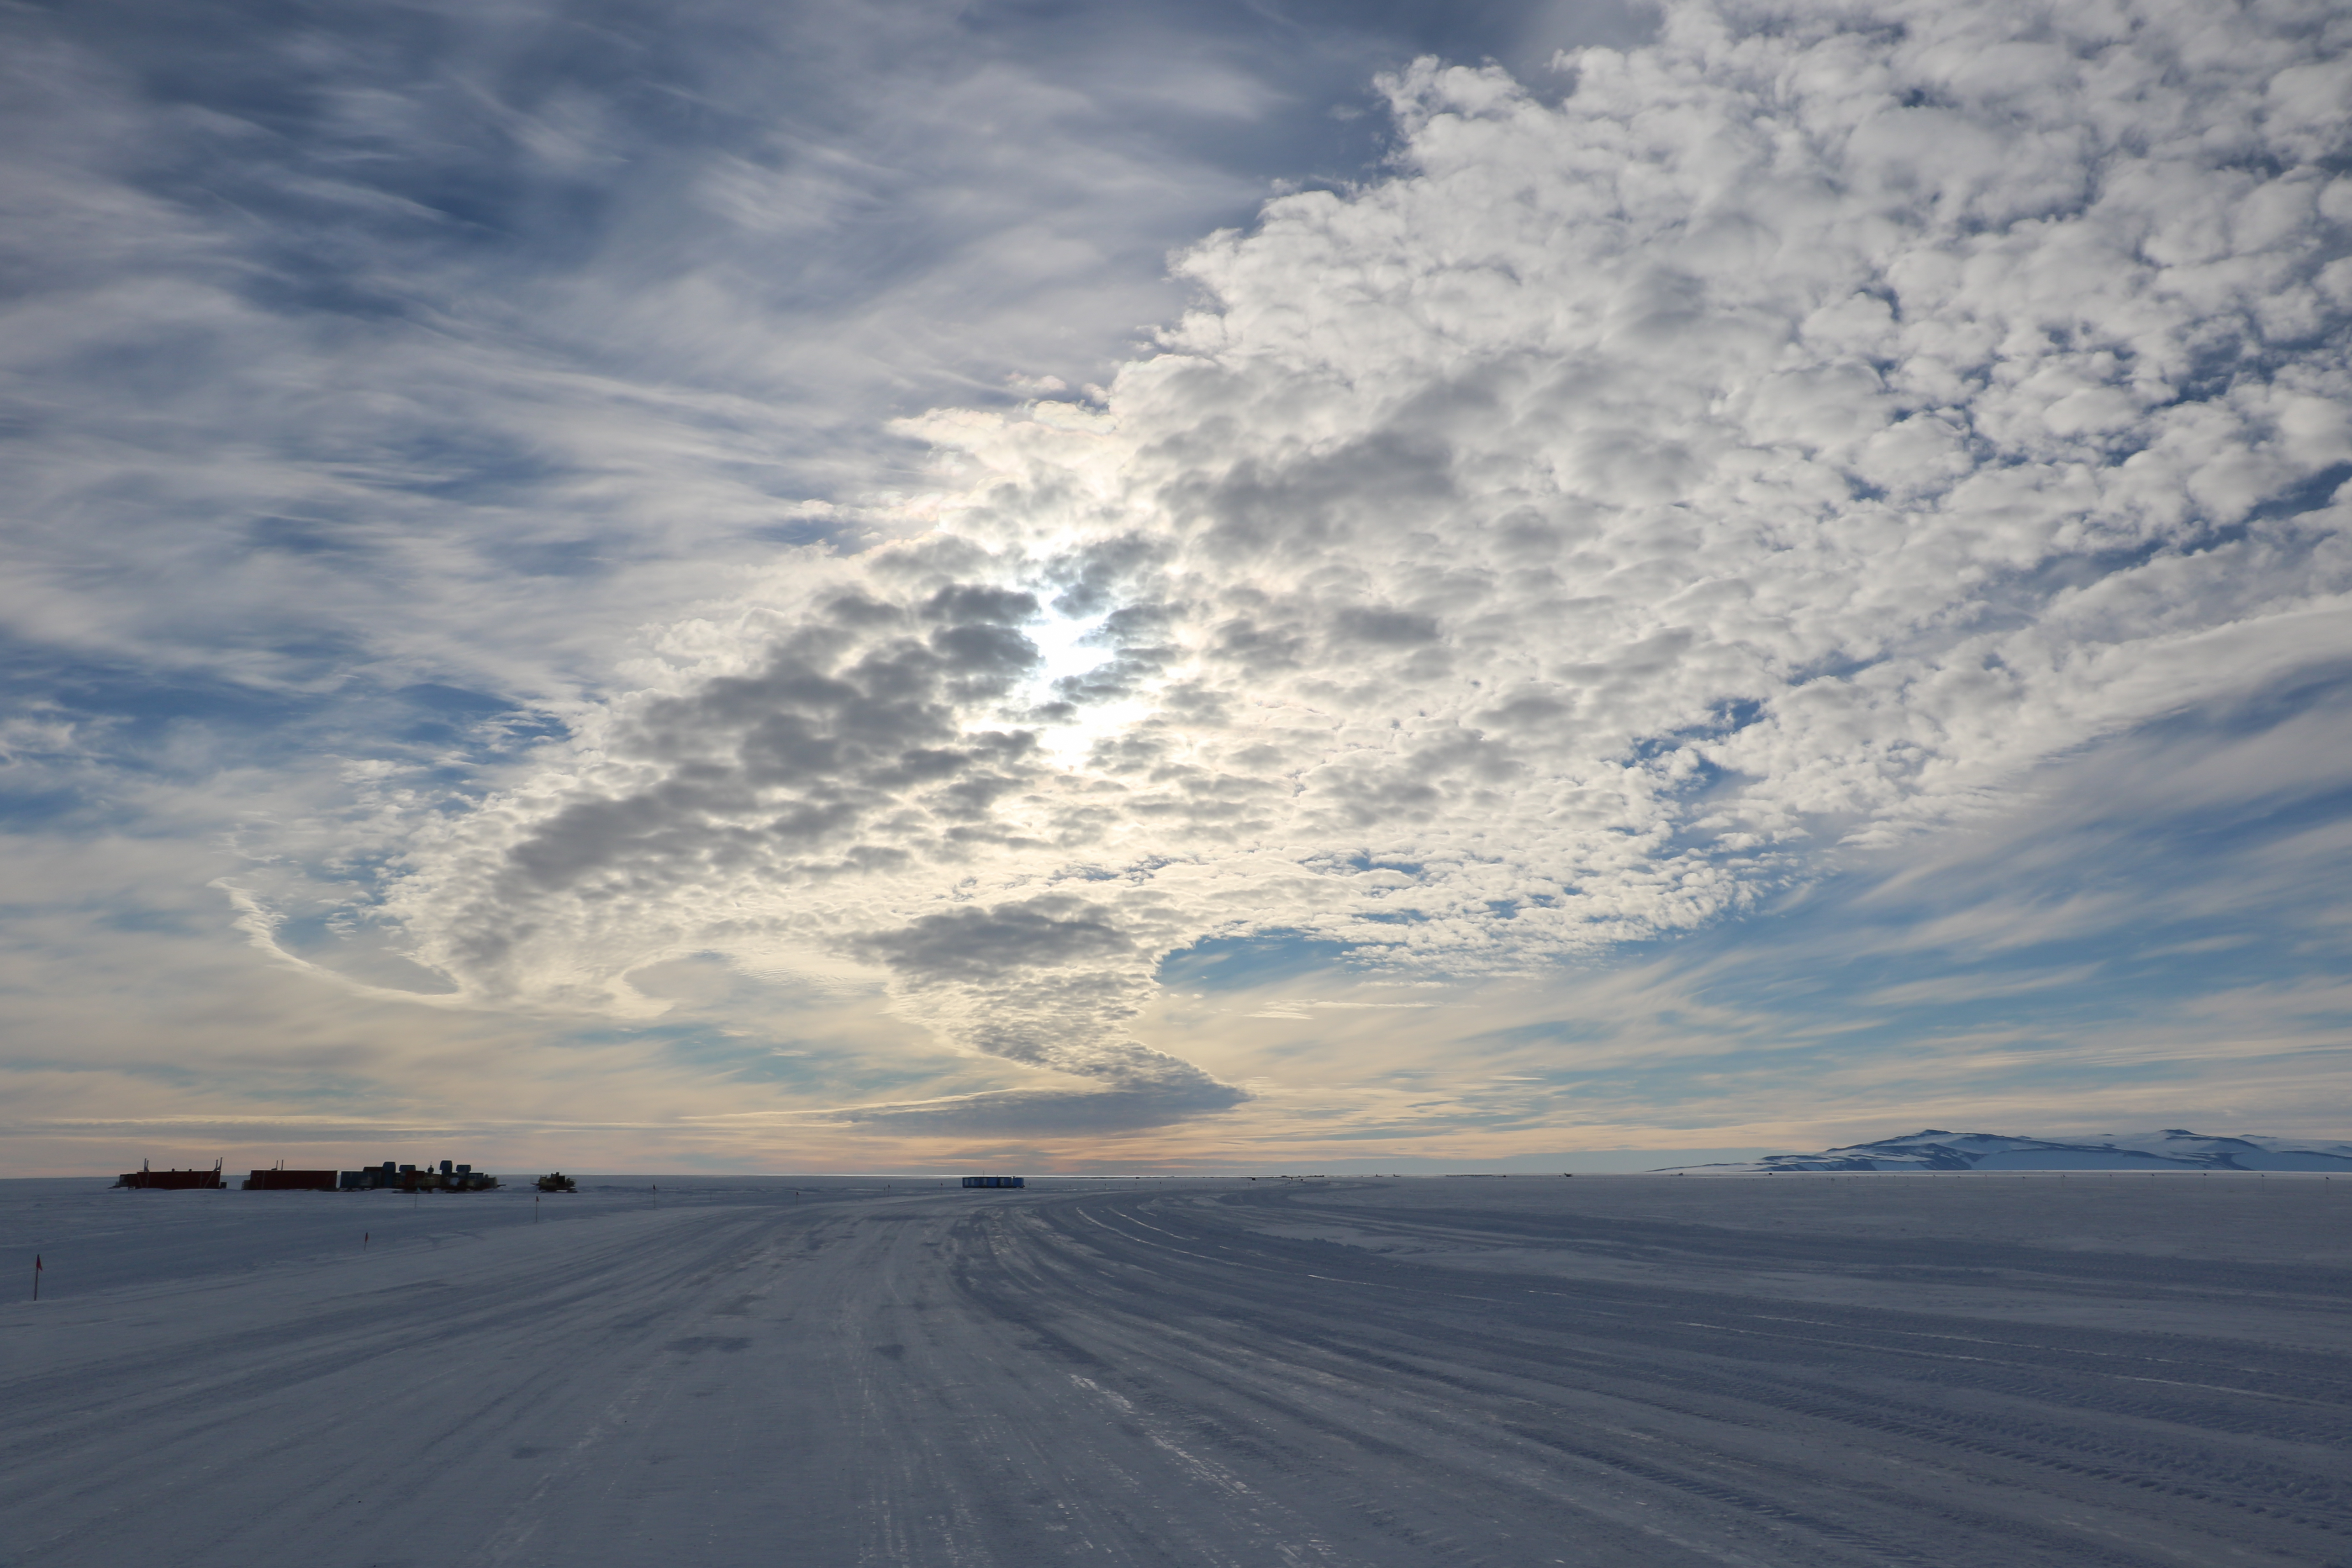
[32,1254,41,1301]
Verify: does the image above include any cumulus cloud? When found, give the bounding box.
[357,0,2352,1131]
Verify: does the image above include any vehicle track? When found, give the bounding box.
[6,1178,2346,1566]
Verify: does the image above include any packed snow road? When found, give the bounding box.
[5,1174,2349,1567]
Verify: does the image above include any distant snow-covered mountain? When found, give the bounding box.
[1660,1129,2352,1173]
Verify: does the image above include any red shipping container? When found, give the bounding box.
[116,1168,225,1190]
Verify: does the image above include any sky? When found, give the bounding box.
[3,0,2348,1177]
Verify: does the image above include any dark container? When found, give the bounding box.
[116,1168,225,1190]
[243,1169,340,1191]
[960,1175,1025,1188]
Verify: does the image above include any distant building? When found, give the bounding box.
[961,1175,1025,1188]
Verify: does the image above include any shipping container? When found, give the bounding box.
[115,1160,225,1190]
[243,1169,340,1191]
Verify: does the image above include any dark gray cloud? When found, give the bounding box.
[848,897,1134,983]
[422,560,1065,977]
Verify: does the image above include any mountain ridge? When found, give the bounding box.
[1658,1128,2352,1173]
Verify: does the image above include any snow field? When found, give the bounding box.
[4,1174,2348,1566]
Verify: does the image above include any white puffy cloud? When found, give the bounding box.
[365,0,2351,1130]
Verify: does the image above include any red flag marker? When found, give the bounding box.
[32,1254,41,1301]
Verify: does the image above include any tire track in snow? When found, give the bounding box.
[7,1178,2347,1566]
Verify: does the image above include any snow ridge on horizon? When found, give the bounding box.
[1662,1128,2352,1173]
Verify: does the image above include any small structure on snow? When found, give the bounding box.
[961,1175,1024,1188]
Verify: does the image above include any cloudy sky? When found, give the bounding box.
[5,0,2348,1176]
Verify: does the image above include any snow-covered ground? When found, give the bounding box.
[5,1172,2349,1565]
[1661,1127,2352,1173]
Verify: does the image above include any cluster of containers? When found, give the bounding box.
[960,1175,1025,1188]
[116,1159,497,1191]
[338,1160,498,1192]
